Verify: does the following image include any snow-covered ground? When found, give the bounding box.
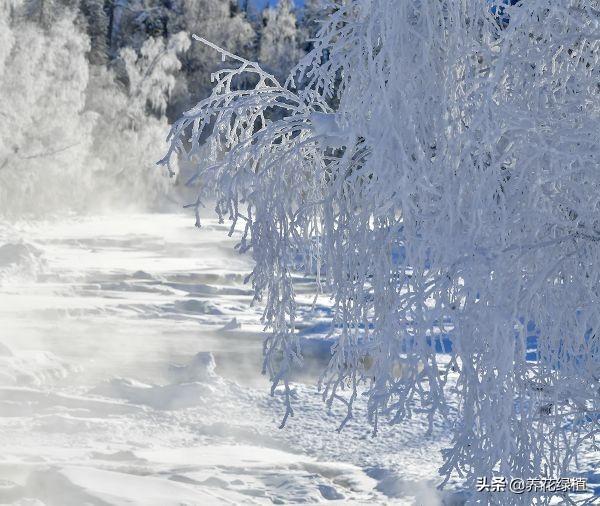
[0,213,596,505]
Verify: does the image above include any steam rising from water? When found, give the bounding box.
[0,12,188,220]
[0,214,415,504]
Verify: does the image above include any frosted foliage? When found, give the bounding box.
[181,0,255,94]
[0,11,14,76]
[120,32,191,117]
[301,0,325,41]
[259,0,303,81]
[0,12,185,217]
[84,34,190,210]
[164,1,600,502]
[0,16,95,216]
[182,0,254,49]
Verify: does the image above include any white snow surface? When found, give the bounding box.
[0,213,594,505]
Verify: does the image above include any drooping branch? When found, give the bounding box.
[164,2,600,503]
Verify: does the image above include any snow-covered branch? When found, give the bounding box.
[163,2,600,502]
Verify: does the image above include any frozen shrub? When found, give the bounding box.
[163,2,600,503]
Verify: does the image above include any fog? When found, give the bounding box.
[0,212,450,505]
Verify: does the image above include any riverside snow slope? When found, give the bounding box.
[0,213,596,505]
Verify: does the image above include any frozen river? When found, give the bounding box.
[0,213,594,505]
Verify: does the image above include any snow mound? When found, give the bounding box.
[131,270,153,280]
[0,344,73,387]
[138,445,381,504]
[0,342,13,357]
[0,243,42,267]
[219,317,241,331]
[0,388,141,417]
[32,413,104,433]
[89,450,145,462]
[0,242,44,283]
[172,298,215,314]
[91,378,216,410]
[13,466,222,506]
[167,351,218,383]
[91,353,221,410]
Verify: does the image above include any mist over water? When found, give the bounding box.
[1,213,418,505]
[1,213,261,375]
[0,9,190,221]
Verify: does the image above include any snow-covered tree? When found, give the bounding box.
[259,0,303,82]
[106,0,182,55]
[108,0,128,55]
[0,12,95,216]
[80,0,110,64]
[163,0,600,503]
[21,0,78,27]
[299,0,324,51]
[0,5,185,217]
[177,0,255,102]
[85,32,190,209]
[118,31,190,117]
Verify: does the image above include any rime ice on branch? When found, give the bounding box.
[162,1,600,503]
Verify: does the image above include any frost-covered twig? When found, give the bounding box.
[163,2,600,503]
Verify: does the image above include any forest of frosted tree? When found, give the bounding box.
[0,0,322,216]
